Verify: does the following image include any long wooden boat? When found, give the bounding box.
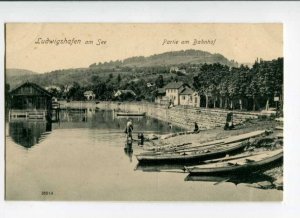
[185,149,283,175]
[136,141,248,165]
[147,130,266,153]
[116,112,146,116]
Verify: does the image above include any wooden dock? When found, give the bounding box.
[9,109,47,121]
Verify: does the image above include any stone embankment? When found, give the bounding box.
[59,101,259,130]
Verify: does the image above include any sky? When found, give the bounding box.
[6,23,283,73]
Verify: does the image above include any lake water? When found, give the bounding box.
[5,109,282,201]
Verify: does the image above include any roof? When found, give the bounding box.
[164,81,185,89]
[155,88,166,96]
[180,87,194,95]
[157,88,166,95]
[10,82,52,97]
[115,90,136,96]
[84,91,94,95]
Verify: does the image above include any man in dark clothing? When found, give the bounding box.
[224,112,234,130]
[194,122,199,132]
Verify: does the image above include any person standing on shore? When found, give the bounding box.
[224,112,234,130]
[194,122,199,133]
[126,119,134,141]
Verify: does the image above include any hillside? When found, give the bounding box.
[90,49,238,69]
[6,68,38,77]
[6,49,238,89]
[6,69,39,89]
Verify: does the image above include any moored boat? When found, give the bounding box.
[148,130,267,153]
[116,112,146,116]
[185,148,283,175]
[136,141,248,165]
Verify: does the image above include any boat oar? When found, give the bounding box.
[202,153,254,164]
[142,143,224,156]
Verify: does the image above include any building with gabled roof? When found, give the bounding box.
[155,88,168,105]
[179,87,200,107]
[165,81,187,106]
[9,82,53,121]
[114,90,136,97]
[84,90,96,100]
[158,81,200,107]
[114,90,136,101]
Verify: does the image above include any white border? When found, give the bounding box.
[1,1,300,218]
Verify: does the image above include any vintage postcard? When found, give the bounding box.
[5,23,283,201]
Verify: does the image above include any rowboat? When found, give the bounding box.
[147,130,266,153]
[136,141,248,165]
[116,112,146,116]
[185,148,283,175]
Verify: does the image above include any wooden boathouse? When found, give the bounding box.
[9,82,53,121]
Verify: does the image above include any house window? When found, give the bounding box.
[183,96,185,100]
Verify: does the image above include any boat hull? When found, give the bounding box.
[136,142,247,165]
[186,151,283,175]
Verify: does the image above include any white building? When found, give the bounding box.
[165,82,186,106]
[45,85,61,92]
[155,88,169,105]
[114,90,136,98]
[84,91,96,100]
[179,87,194,106]
[163,82,200,107]
[192,92,200,107]
[179,88,200,107]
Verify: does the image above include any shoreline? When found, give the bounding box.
[58,100,261,131]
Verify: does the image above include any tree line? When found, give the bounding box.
[6,57,283,113]
[193,58,283,111]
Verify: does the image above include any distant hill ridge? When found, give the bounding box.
[6,68,38,77]
[6,49,239,89]
[90,49,238,68]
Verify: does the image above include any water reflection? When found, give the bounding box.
[55,108,183,133]
[135,163,186,172]
[185,173,276,189]
[8,120,52,149]
[135,163,280,190]
[58,108,90,122]
[124,142,133,162]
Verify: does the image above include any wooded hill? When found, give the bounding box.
[89,49,238,69]
[6,49,238,89]
[6,69,38,85]
[5,54,283,112]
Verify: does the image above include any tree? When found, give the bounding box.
[193,59,283,111]
[67,82,85,100]
[117,74,122,84]
[48,88,61,98]
[155,75,164,88]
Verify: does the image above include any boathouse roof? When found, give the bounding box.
[10,82,52,97]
